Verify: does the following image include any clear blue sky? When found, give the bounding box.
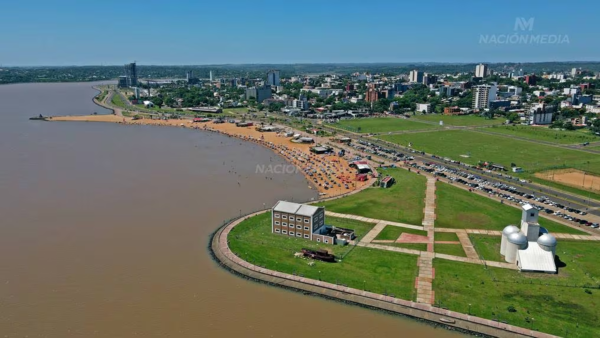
[1,0,598,66]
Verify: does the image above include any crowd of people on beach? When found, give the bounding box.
[115,118,367,195]
[199,125,362,194]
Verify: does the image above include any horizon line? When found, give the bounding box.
[3,61,600,68]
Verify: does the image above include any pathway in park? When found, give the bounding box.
[455,231,479,260]
[416,177,437,305]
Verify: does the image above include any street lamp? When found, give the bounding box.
[319,271,321,281]
[363,280,366,290]
[468,304,471,315]
[531,318,534,330]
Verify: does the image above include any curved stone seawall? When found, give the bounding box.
[209,194,559,338]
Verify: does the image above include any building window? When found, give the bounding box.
[289,224,294,228]
[282,230,287,234]
[290,232,294,236]
[289,216,294,221]
[297,225,301,229]
[304,219,309,223]
[317,238,321,242]
[530,213,535,217]
[324,239,329,244]
[275,229,280,233]
[296,233,302,237]
[274,214,280,218]
[304,234,309,238]
[282,222,287,226]
[275,221,280,225]
[282,215,287,219]
[304,226,309,230]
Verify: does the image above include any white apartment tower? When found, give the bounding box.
[475,63,489,78]
[472,83,497,109]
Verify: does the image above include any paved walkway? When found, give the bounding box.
[360,221,387,244]
[463,229,600,240]
[456,231,479,260]
[416,177,438,305]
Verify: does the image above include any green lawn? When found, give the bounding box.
[229,212,419,300]
[387,243,428,251]
[318,168,427,225]
[434,241,600,337]
[469,235,504,261]
[435,182,587,234]
[375,226,427,240]
[435,244,466,257]
[434,232,460,242]
[413,114,504,126]
[110,92,128,108]
[333,117,438,133]
[379,129,600,175]
[484,125,599,145]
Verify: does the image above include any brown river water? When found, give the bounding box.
[0,82,462,337]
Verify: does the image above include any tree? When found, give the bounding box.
[164,97,175,107]
[591,119,600,133]
[507,112,519,123]
[152,96,163,107]
[563,122,575,130]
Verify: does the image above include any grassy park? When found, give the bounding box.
[318,168,427,224]
[388,243,428,251]
[435,182,588,234]
[434,244,466,257]
[110,91,128,108]
[412,114,504,126]
[374,226,427,240]
[228,212,419,300]
[434,240,600,337]
[484,125,599,144]
[434,232,460,242]
[379,129,600,175]
[469,235,504,261]
[333,117,438,133]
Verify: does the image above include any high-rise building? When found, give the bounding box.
[422,73,437,85]
[209,71,213,81]
[246,86,272,103]
[365,87,379,102]
[472,83,497,109]
[475,63,488,78]
[124,62,137,87]
[266,70,281,86]
[571,68,578,77]
[409,70,424,83]
[118,76,128,88]
[524,74,537,85]
[186,70,193,82]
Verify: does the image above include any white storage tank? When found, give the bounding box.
[501,225,520,256]
[537,233,557,256]
[505,232,528,264]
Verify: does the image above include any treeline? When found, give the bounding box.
[2,62,600,84]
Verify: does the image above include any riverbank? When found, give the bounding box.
[47,114,371,196]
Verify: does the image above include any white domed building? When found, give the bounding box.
[500,204,558,273]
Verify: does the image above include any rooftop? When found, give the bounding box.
[273,201,320,217]
[518,242,557,273]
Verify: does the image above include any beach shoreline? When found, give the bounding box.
[47,114,372,197]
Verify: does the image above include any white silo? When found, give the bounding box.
[501,225,520,256]
[505,232,528,264]
[537,233,557,256]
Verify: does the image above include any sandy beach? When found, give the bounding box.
[49,114,371,197]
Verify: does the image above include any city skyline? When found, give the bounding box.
[0,0,598,66]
